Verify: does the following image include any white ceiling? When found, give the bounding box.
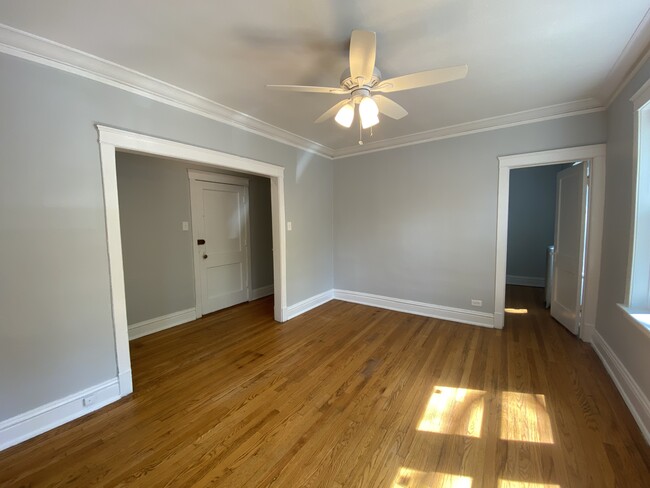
[1,0,649,153]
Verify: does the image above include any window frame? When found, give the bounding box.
[622,78,650,332]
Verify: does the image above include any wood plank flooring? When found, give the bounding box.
[1,286,649,487]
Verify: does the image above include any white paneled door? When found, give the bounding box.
[190,177,250,315]
[551,162,588,335]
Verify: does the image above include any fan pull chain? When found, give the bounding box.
[358,117,363,145]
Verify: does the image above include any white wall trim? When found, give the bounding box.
[251,284,274,300]
[591,330,650,444]
[630,76,650,109]
[495,144,606,342]
[618,303,650,340]
[0,24,333,159]
[581,322,596,343]
[187,169,249,187]
[117,371,133,398]
[332,100,605,159]
[128,308,197,340]
[0,23,612,161]
[603,9,650,107]
[284,290,334,321]
[506,275,546,288]
[282,288,496,328]
[333,289,495,328]
[97,125,288,407]
[624,84,650,309]
[0,379,121,452]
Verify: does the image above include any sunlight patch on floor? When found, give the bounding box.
[498,480,561,488]
[500,391,554,443]
[417,386,485,438]
[393,467,472,488]
[505,308,528,314]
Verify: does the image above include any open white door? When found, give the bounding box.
[551,162,588,335]
[190,177,250,315]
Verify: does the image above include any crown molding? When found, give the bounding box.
[602,8,650,106]
[0,23,335,159]
[0,23,615,162]
[331,99,605,159]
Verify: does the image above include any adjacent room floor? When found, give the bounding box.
[1,286,649,487]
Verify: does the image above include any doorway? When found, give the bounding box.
[188,170,254,316]
[494,144,605,342]
[97,125,287,397]
[505,161,585,335]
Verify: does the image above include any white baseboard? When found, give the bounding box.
[333,289,495,328]
[506,275,546,287]
[251,285,274,300]
[128,307,196,340]
[592,330,650,443]
[0,378,121,451]
[282,288,496,328]
[284,290,334,321]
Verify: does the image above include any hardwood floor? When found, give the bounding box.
[1,286,649,487]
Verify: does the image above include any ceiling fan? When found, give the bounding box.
[268,30,468,133]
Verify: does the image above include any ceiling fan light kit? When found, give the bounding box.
[268,29,468,137]
[359,96,379,129]
[334,102,355,128]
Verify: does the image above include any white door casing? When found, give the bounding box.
[551,162,588,335]
[97,125,287,398]
[189,172,251,315]
[495,144,605,342]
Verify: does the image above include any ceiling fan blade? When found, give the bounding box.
[267,84,349,95]
[374,65,468,93]
[315,99,350,123]
[349,30,376,84]
[373,95,408,120]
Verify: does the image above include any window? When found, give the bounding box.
[624,79,650,330]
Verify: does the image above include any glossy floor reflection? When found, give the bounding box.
[1,286,648,487]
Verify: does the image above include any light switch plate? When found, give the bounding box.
[287,221,292,231]
[182,221,189,231]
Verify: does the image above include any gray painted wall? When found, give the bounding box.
[506,164,569,281]
[249,174,274,290]
[596,58,650,399]
[4,42,647,437]
[334,112,607,312]
[116,152,274,326]
[0,53,333,421]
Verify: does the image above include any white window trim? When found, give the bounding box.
[621,78,650,333]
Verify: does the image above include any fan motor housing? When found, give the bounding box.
[340,67,382,90]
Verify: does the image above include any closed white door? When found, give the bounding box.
[551,162,588,335]
[191,179,250,315]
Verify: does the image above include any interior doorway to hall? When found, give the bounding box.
[504,161,589,336]
[115,151,275,342]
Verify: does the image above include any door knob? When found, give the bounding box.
[203,254,208,259]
